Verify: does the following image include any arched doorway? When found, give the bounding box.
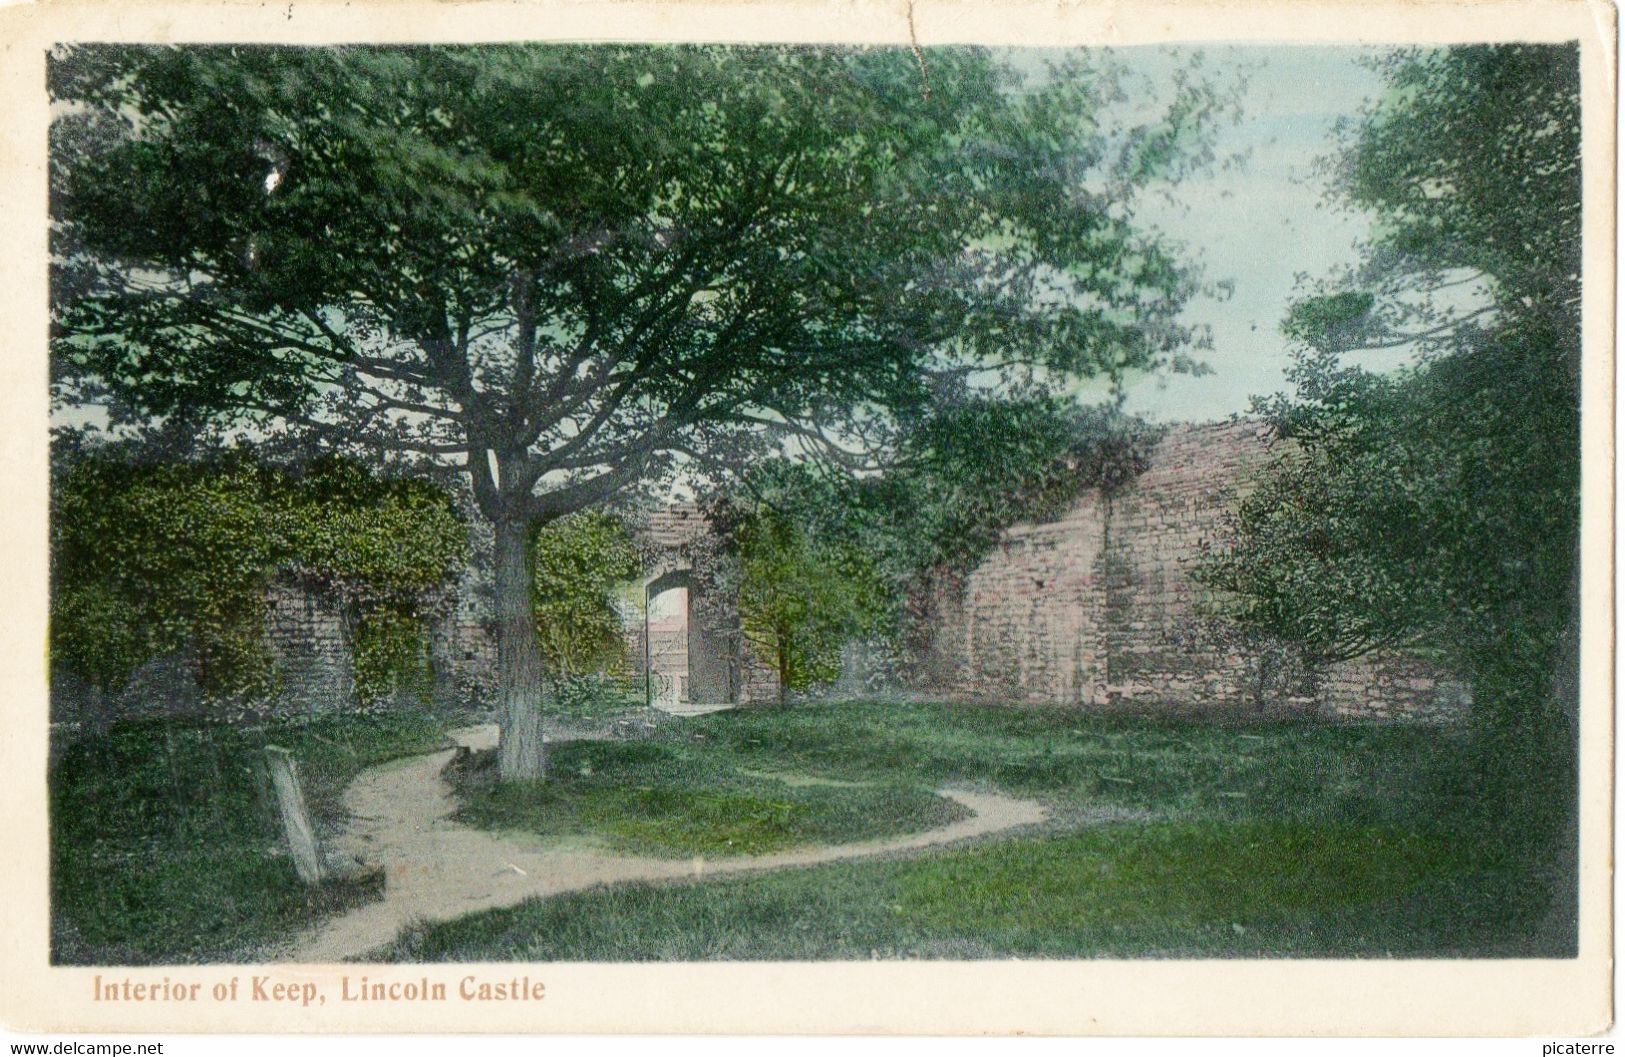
[641,568,734,711]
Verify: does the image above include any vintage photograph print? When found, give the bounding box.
[3,0,1613,1036]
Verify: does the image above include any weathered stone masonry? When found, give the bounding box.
[264,580,356,710]
[266,501,780,715]
[52,421,1461,726]
[624,502,780,706]
[923,421,1468,720]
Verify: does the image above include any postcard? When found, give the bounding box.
[0,0,1613,1037]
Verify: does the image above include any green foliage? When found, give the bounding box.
[529,512,643,677]
[1196,368,1431,668]
[52,45,1206,450]
[51,711,452,963]
[702,397,1153,688]
[877,396,1156,581]
[740,397,1153,588]
[732,504,890,698]
[285,457,470,705]
[52,454,286,701]
[1197,44,1581,854]
[1203,331,1577,676]
[1281,291,1378,352]
[1344,46,1579,333]
[349,605,435,707]
[451,738,960,858]
[51,44,1216,775]
[286,457,471,601]
[50,447,467,707]
[386,700,1565,961]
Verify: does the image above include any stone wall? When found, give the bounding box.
[1318,651,1471,722]
[57,424,1459,725]
[426,562,499,710]
[924,495,1110,705]
[624,502,781,706]
[50,500,777,726]
[54,578,365,728]
[264,581,356,712]
[924,421,1468,721]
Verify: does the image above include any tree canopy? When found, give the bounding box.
[1197,45,1581,860]
[695,395,1153,694]
[52,44,1203,497]
[733,504,890,703]
[51,43,1215,776]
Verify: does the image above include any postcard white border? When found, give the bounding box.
[0,0,1613,1036]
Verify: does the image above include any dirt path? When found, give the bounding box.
[285,725,1048,963]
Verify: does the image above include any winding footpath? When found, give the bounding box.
[285,725,1048,963]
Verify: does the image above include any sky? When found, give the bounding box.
[1092,45,1391,423]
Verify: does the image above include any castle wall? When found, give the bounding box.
[939,494,1110,705]
[1319,651,1471,721]
[55,427,1461,725]
[426,561,499,710]
[925,422,1468,721]
[625,502,781,706]
[1098,421,1276,709]
[264,581,356,712]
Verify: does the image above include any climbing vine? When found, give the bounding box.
[697,397,1157,694]
[528,511,643,676]
[50,445,467,710]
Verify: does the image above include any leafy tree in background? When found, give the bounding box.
[733,504,889,704]
[793,395,1149,601]
[51,447,468,713]
[51,44,1215,778]
[1198,45,1581,886]
[875,394,1154,621]
[698,395,1153,694]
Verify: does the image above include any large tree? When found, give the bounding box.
[733,502,889,704]
[51,44,1209,778]
[1199,45,1581,856]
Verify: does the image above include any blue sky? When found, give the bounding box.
[1094,45,1390,422]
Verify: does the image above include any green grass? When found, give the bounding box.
[52,698,1575,963]
[451,739,967,857]
[51,710,454,964]
[387,699,1573,961]
[384,817,1557,961]
[656,700,1475,825]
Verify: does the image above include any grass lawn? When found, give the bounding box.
[51,710,455,964]
[452,738,966,857]
[386,818,1552,961]
[51,698,1574,963]
[392,699,1574,960]
[672,700,1449,819]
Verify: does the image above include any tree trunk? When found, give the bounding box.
[493,516,546,781]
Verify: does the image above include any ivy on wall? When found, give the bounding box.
[51,448,468,710]
[528,511,643,678]
[694,398,1157,694]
